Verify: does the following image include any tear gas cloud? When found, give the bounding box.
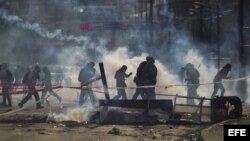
[0,0,248,121]
[50,106,96,123]
[0,9,88,44]
[0,0,243,100]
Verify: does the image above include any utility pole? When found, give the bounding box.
[237,0,247,100]
[199,0,203,41]
[148,0,154,47]
[216,3,220,71]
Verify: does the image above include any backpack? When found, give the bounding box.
[78,68,93,83]
[78,69,86,82]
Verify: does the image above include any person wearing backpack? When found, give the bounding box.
[78,62,97,106]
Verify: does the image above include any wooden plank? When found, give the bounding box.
[99,62,110,100]
[99,100,173,112]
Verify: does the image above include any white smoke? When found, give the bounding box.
[1,0,247,122]
[50,106,96,123]
[97,47,217,99]
[184,49,217,98]
[0,9,89,44]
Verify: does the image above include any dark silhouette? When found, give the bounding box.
[132,56,157,100]
[211,64,231,97]
[18,65,43,109]
[41,67,62,105]
[132,75,146,100]
[21,66,34,100]
[184,63,200,105]
[132,64,147,100]
[0,63,14,107]
[78,62,97,106]
[113,65,132,100]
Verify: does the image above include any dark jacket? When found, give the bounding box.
[23,71,40,85]
[185,67,200,84]
[0,69,14,83]
[136,61,157,85]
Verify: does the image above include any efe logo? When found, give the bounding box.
[224,125,249,141]
[228,129,246,136]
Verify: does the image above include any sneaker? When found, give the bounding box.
[36,105,44,109]
[18,103,23,108]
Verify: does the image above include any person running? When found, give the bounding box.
[18,65,43,109]
[113,65,132,100]
[78,62,97,106]
[40,67,62,105]
[211,64,231,98]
